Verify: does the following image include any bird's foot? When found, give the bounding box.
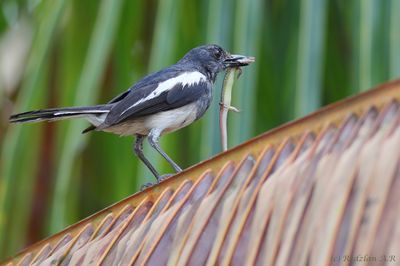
[157,173,174,182]
[139,173,175,191]
[140,182,156,191]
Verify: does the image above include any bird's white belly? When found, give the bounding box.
[103,102,198,136]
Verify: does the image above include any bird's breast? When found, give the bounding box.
[145,102,199,134]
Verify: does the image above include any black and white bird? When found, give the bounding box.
[10,44,254,181]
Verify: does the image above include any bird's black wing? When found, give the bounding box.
[106,65,188,105]
[107,89,131,104]
[104,80,210,126]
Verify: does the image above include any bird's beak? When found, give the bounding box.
[223,54,255,68]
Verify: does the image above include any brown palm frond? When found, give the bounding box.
[2,80,400,266]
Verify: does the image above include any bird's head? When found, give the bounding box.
[179,44,255,81]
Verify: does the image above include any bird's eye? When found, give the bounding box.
[214,49,222,59]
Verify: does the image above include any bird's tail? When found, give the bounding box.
[9,105,111,124]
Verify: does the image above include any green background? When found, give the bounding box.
[0,0,399,259]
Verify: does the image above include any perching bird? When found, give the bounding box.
[10,44,253,182]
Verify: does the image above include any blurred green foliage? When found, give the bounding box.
[0,0,398,259]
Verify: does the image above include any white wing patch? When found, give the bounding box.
[120,71,206,116]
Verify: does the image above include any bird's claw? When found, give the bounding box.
[139,173,175,191]
[140,182,156,191]
[158,173,174,182]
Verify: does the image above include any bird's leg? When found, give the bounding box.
[148,129,183,173]
[133,135,160,180]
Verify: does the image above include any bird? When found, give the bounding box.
[9,44,254,182]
